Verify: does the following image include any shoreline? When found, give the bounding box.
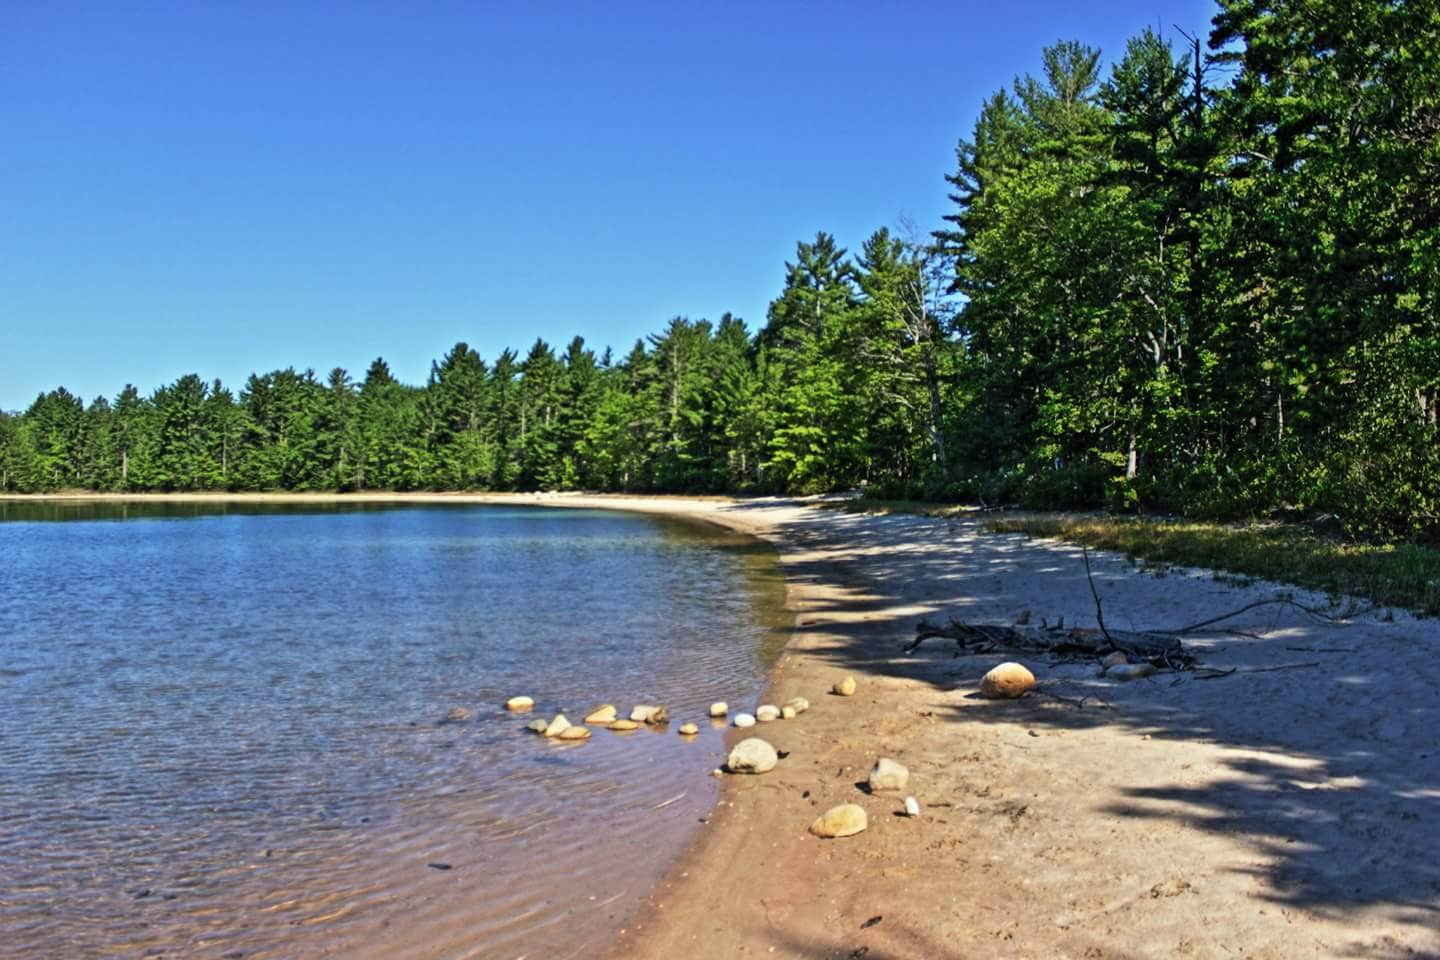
[8,492,1439,958]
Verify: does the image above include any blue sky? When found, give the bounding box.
[1,0,1218,410]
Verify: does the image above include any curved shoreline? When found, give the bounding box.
[7,491,1439,958]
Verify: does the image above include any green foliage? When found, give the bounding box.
[7,2,1437,543]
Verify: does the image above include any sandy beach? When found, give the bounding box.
[9,491,1439,959]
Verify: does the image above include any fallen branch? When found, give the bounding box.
[1173,598,1350,634]
[1193,661,1321,679]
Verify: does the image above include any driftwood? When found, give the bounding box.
[907,617,1194,669]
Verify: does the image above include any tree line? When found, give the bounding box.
[3,1,1437,538]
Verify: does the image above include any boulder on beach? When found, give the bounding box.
[543,714,572,737]
[726,737,778,774]
[756,704,780,722]
[709,702,729,718]
[733,713,756,728]
[979,662,1035,699]
[903,796,921,817]
[608,719,640,731]
[833,676,857,697]
[526,718,549,734]
[443,706,473,723]
[1107,662,1157,681]
[557,725,591,741]
[584,704,617,725]
[678,722,699,736]
[505,696,534,712]
[868,757,909,792]
[785,697,810,714]
[809,804,867,838]
[781,705,797,720]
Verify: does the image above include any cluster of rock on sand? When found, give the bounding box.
[446,663,1036,841]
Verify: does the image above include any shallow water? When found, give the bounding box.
[0,503,790,959]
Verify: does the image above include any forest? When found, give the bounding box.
[3,1,1437,539]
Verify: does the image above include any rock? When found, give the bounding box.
[733,713,756,728]
[809,804,867,838]
[607,719,640,731]
[630,705,669,724]
[979,662,1035,699]
[868,757,910,792]
[756,704,780,722]
[1108,662,1157,681]
[833,676,857,697]
[678,722,699,736]
[781,705,797,720]
[726,737,778,774]
[1101,651,1128,669]
[584,704,617,725]
[709,702,729,718]
[443,706,472,723]
[785,697,810,714]
[505,696,534,712]
[557,725,591,741]
[904,796,921,817]
[543,713,572,737]
[526,718,549,734]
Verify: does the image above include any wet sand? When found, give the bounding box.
[9,491,1440,959]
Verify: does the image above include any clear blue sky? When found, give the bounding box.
[0,0,1218,411]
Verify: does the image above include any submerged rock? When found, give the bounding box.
[733,713,756,728]
[726,737,778,774]
[810,804,867,838]
[630,705,668,724]
[584,704,617,724]
[979,662,1035,699]
[755,704,780,722]
[709,702,729,718]
[505,696,535,712]
[868,758,910,792]
[833,676,857,697]
[607,719,640,731]
[443,706,473,723]
[526,718,549,734]
[543,714,572,737]
[678,722,699,736]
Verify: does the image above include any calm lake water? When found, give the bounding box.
[0,502,790,959]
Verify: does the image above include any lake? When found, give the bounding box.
[0,501,790,959]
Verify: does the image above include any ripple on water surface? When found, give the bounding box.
[0,503,790,959]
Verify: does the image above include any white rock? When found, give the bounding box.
[781,705,797,720]
[543,713,571,737]
[733,713,756,728]
[904,796,921,817]
[785,697,810,714]
[709,702,729,718]
[755,704,781,722]
[726,737,778,774]
[630,704,661,722]
[505,696,534,712]
[868,757,910,792]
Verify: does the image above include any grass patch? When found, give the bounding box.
[985,515,1440,616]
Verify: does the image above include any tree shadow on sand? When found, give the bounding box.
[719,499,1440,950]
